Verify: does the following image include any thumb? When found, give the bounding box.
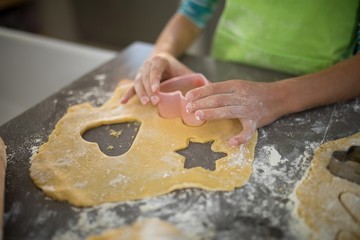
[229,119,256,146]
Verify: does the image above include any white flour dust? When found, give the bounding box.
[94,74,106,87]
[251,141,319,239]
[6,133,43,165]
[49,143,258,240]
[53,203,126,240]
[20,98,325,240]
[109,174,130,187]
[65,86,112,107]
[48,140,318,240]
[51,191,215,240]
[261,145,283,167]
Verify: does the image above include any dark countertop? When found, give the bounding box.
[1,42,359,240]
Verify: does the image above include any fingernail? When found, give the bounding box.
[141,96,149,105]
[151,83,159,92]
[195,110,203,121]
[185,103,193,113]
[151,95,160,105]
[120,97,127,104]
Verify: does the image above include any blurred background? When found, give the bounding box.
[0,0,223,125]
[2,0,178,51]
[0,0,223,54]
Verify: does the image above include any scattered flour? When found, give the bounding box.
[30,145,40,160]
[262,145,283,167]
[20,91,346,240]
[53,203,126,240]
[74,181,88,189]
[55,158,74,167]
[352,98,360,112]
[11,114,326,240]
[94,74,106,87]
[109,174,129,187]
[65,86,113,107]
[49,140,320,240]
[43,185,55,192]
[226,144,252,167]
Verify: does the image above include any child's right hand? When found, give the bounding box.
[121,52,194,105]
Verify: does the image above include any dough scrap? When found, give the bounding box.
[30,82,257,207]
[295,132,360,239]
[87,218,184,240]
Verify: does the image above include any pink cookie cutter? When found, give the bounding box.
[157,73,209,126]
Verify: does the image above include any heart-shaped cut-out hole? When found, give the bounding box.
[82,121,141,156]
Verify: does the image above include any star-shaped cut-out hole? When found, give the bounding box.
[176,140,227,171]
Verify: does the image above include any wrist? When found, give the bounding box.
[152,41,183,58]
[265,80,297,122]
[271,78,314,116]
[157,52,194,76]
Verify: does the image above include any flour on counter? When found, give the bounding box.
[49,140,319,240]
[65,86,113,107]
[262,145,283,167]
[53,203,126,240]
[5,133,43,165]
[14,105,327,240]
[94,74,106,87]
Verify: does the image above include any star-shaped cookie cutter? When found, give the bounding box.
[157,73,209,126]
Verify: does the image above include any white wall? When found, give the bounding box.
[0,27,116,125]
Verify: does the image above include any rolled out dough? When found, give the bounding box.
[295,132,360,239]
[30,82,257,207]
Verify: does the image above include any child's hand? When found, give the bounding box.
[185,80,285,146]
[121,53,193,105]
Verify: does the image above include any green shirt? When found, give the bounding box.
[179,0,359,75]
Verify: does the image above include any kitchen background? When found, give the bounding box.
[0,0,224,125]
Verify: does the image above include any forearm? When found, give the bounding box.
[275,54,360,117]
[153,13,201,57]
[122,14,200,104]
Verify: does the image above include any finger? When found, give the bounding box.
[141,61,154,98]
[141,60,163,105]
[149,57,167,93]
[229,119,256,146]
[121,86,136,104]
[193,105,248,121]
[185,82,234,101]
[186,93,242,113]
[147,59,167,105]
[134,72,150,105]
